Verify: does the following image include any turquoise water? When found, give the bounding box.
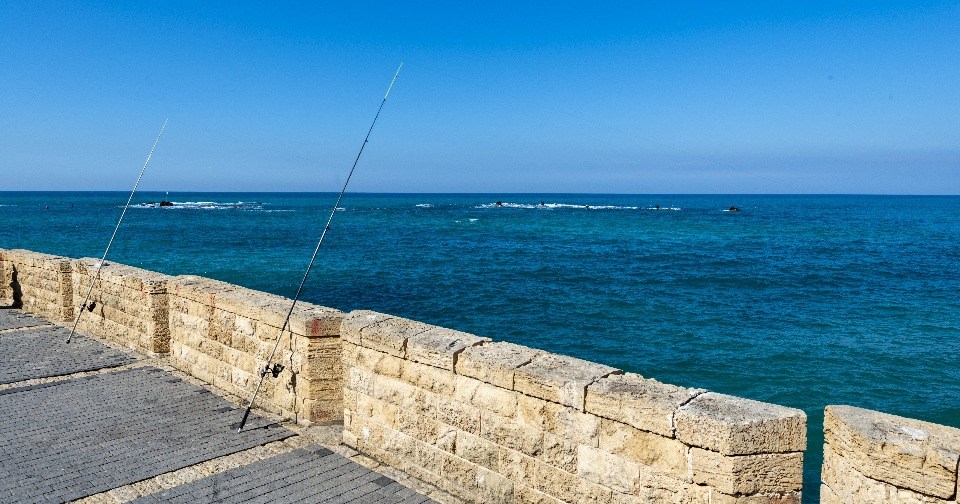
[3,191,959,501]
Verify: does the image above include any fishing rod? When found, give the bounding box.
[66,120,168,344]
[236,63,403,433]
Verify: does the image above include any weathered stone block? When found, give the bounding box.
[341,310,391,344]
[456,341,542,390]
[514,352,621,410]
[435,395,482,435]
[577,445,641,494]
[456,430,501,471]
[400,359,455,395]
[404,326,489,371]
[541,432,578,474]
[675,393,807,455]
[823,405,960,499]
[481,410,544,456]
[689,447,803,494]
[543,401,602,447]
[359,313,433,357]
[454,375,518,417]
[598,418,688,476]
[586,373,704,438]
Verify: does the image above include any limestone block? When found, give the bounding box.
[689,447,803,494]
[286,304,343,338]
[824,405,960,499]
[400,359,455,395]
[456,342,542,390]
[480,410,544,456]
[455,430,501,471]
[536,458,613,503]
[340,310,392,345]
[435,395,482,435]
[514,352,621,410]
[543,401,602,447]
[586,373,705,438]
[630,468,713,503]
[454,375,518,417]
[674,393,807,455]
[514,485,565,504]
[708,492,802,504]
[405,326,489,371]
[364,316,434,357]
[351,345,405,377]
[414,436,448,478]
[373,375,424,409]
[541,432,578,474]
[499,446,538,483]
[440,453,514,504]
[598,418,688,476]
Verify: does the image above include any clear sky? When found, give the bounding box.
[1,1,958,194]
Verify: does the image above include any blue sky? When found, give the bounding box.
[1,1,957,193]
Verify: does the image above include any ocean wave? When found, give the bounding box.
[645,206,682,211]
[131,201,265,210]
[478,202,640,210]
[415,203,433,208]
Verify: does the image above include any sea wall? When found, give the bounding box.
[821,405,960,503]
[0,248,344,425]
[71,257,172,355]
[341,310,807,503]
[0,249,74,320]
[168,275,344,423]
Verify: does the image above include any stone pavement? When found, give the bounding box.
[0,309,441,504]
[129,445,435,504]
[0,309,48,331]
[0,367,292,503]
[0,322,135,385]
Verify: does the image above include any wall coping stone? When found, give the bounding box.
[170,275,342,337]
[675,392,807,455]
[514,352,622,411]
[585,372,705,438]
[455,341,542,390]
[824,404,960,499]
[405,326,490,371]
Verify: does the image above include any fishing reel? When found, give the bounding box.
[260,362,284,378]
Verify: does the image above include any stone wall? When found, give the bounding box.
[341,310,807,503]
[168,275,344,424]
[821,405,960,503]
[71,258,172,355]
[0,249,73,320]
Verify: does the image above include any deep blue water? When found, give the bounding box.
[2,191,959,501]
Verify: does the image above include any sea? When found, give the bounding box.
[2,191,958,501]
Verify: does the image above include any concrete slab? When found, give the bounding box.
[0,367,292,504]
[0,324,136,384]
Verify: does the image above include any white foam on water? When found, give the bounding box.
[415,203,433,208]
[130,201,265,210]
[477,202,639,210]
[469,218,478,222]
[645,206,682,211]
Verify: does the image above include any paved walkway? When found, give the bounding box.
[0,309,438,504]
[130,446,433,504]
[0,323,135,384]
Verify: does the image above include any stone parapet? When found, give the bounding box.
[168,275,344,424]
[822,405,960,503]
[341,310,807,503]
[71,258,172,355]
[0,248,73,321]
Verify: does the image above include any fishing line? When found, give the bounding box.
[236,63,403,433]
[66,119,168,344]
